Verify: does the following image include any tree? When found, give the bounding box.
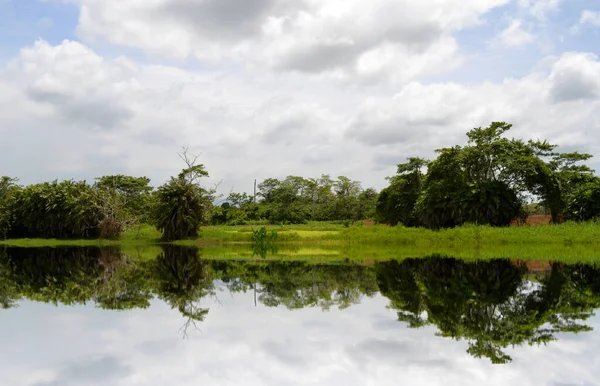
[330,176,362,221]
[0,177,20,239]
[302,175,335,220]
[376,158,427,226]
[94,175,153,220]
[356,188,378,220]
[567,178,600,221]
[379,122,595,228]
[152,149,212,241]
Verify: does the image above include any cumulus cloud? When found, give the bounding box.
[13,40,136,129]
[0,39,366,189]
[498,20,536,47]
[345,52,600,165]
[74,0,509,82]
[570,10,600,34]
[549,52,600,102]
[2,38,600,191]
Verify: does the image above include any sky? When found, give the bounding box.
[2,290,600,386]
[1,0,600,193]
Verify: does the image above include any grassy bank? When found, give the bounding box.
[0,222,600,255]
[189,221,600,246]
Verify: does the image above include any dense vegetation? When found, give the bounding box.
[2,245,600,363]
[377,122,600,228]
[1,122,600,241]
[212,175,377,226]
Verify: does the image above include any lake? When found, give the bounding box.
[1,246,600,385]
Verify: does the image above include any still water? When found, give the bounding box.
[1,246,600,385]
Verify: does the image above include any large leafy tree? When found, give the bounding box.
[381,122,595,228]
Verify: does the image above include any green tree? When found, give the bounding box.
[380,122,594,228]
[94,175,153,219]
[567,178,600,221]
[330,176,362,221]
[376,158,427,226]
[0,177,20,239]
[356,188,378,220]
[152,150,212,241]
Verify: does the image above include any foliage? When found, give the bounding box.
[0,177,20,239]
[152,149,214,241]
[4,246,600,360]
[9,180,104,239]
[379,122,595,228]
[94,175,153,223]
[567,178,600,221]
[212,175,377,225]
[376,158,427,226]
[152,165,211,241]
[250,226,279,258]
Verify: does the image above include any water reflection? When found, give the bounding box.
[377,258,600,363]
[1,246,600,365]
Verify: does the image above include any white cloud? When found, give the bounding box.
[0,40,369,189]
[570,10,600,34]
[498,20,536,47]
[580,10,600,27]
[73,0,509,83]
[519,0,562,20]
[345,52,600,165]
[2,39,600,191]
[548,52,600,103]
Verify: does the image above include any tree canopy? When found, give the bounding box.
[377,122,598,228]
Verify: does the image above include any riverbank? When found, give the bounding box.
[2,222,600,263]
[2,221,600,247]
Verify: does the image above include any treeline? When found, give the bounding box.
[376,122,600,228]
[212,175,377,225]
[2,122,600,240]
[0,151,216,241]
[0,154,378,240]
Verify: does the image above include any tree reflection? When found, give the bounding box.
[94,248,153,311]
[218,261,378,310]
[3,246,600,361]
[152,245,214,337]
[0,247,19,309]
[376,257,600,363]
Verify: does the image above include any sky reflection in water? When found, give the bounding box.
[1,246,600,386]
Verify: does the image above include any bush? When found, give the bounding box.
[152,164,212,241]
[10,180,103,239]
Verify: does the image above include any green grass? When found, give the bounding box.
[338,222,600,246]
[3,222,600,263]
